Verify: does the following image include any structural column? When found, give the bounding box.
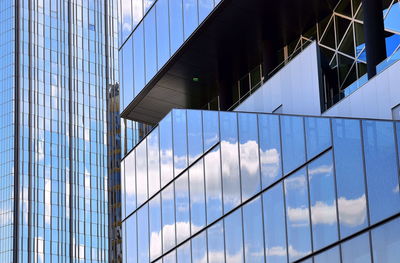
[362,0,387,79]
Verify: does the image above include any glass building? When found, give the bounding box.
[117,0,400,263]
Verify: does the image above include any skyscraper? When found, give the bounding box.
[118,0,400,263]
[0,0,118,262]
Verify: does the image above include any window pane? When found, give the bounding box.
[205,146,222,224]
[308,151,338,250]
[138,205,149,263]
[177,241,191,263]
[149,195,162,260]
[363,120,400,224]
[133,24,145,96]
[203,111,219,151]
[207,221,225,263]
[258,114,282,188]
[187,110,204,164]
[192,231,207,263]
[238,113,261,201]
[371,217,400,263]
[160,113,173,187]
[162,183,176,252]
[173,110,188,176]
[313,246,340,263]
[281,116,306,175]
[198,0,214,21]
[148,127,160,197]
[124,151,136,216]
[305,117,331,159]
[169,0,184,54]
[121,38,134,110]
[332,119,367,237]
[144,8,157,82]
[125,214,137,263]
[136,140,148,206]
[220,112,240,213]
[175,172,190,243]
[263,183,287,263]
[285,168,311,261]
[156,0,170,67]
[243,197,265,263]
[342,233,372,263]
[224,209,244,263]
[183,0,198,39]
[190,160,206,233]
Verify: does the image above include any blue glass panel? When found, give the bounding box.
[124,151,136,216]
[342,233,372,263]
[258,114,282,188]
[160,113,174,187]
[207,221,225,263]
[121,38,134,110]
[192,231,207,263]
[332,119,367,237]
[243,197,265,263]
[308,151,338,250]
[281,116,306,175]
[313,246,340,263]
[144,8,157,82]
[138,205,149,263]
[175,172,190,243]
[136,140,148,206]
[363,120,400,224]
[203,111,219,151]
[148,127,160,197]
[162,183,176,252]
[169,0,184,54]
[125,214,137,263]
[156,0,171,67]
[204,146,222,224]
[189,160,206,233]
[187,110,204,164]
[173,110,188,176]
[224,209,244,263]
[149,195,162,260]
[305,117,331,159]
[371,217,400,263]
[198,0,214,21]
[177,241,191,263]
[263,183,287,263]
[238,113,261,201]
[183,0,199,39]
[133,24,145,96]
[220,112,240,213]
[285,168,311,261]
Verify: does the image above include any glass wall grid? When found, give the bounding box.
[121,109,400,263]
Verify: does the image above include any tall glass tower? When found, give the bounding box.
[0,0,118,262]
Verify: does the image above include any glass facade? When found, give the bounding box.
[121,109,400,263]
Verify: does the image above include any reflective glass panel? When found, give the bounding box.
[144,8,157,82]
[220,112,240,213]
[156,0,171,67]
[183,0,199,39]
[169,0,184,54]
[203,111,219,151]
[238,113,261,201]
[207,221,225,263]
[125,214,137,263]
[285,168,312,261]
[189,160,206,233]
[204,146,222,224]
[175,172,190,243]
[148,127,160,197]
[308,151,338,250]
[263,183,287,263]
[149,195,162,260]
[371,217,400,263]
[173,110,188,176]
[138,204,149,263]
[342,233,372,263]
[160,113,174,187]
[192,231,207,263]
[121,38,134,110]
[281,116,306,174]
[305,117,331,159]
[133,24,145,96]
[177,241,192,263]
[136,140,148,206]
[187,110,203,165]
[124,151,136,216]
[313,246,340,263]
[162,183,176,252]
[243,197,265,263]
[198,0,214,21]
[362,120,400,224]
[332,119,367,237]
[258,114,282,188]
[224,209,244,263]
